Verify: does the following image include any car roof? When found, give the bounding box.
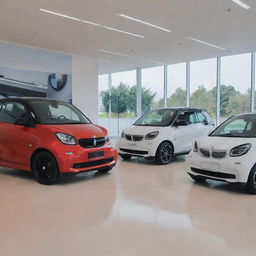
[151,107,205,111]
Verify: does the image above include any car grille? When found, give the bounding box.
[125,134,144,141]
[200,148,210,157]
[79,137,106,148]
[120,148,148,155]
[212,151,226,159]
[191,167,235,179]
[73,158,114,169]
[199,148,227,159]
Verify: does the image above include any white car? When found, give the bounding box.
[116,108,214,164]
[187,113,256,194]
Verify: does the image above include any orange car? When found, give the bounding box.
[0,98,117,184]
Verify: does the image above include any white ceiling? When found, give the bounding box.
[1,0,256,74]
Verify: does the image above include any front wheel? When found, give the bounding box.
[32,151,60,185]
[246,166,256,194]
[155,142,174,165]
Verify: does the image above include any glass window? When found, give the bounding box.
[98,74,110,133]
[190,58,217,121]
[142,66,164,112]
[0,102,26,123]
[111,70,137,136]
[167,63,186,107]
[220,53,251,122]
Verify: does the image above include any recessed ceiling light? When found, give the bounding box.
[39,9,144,38]
[231,0,250,9]
[118,14,171,33]
[188,37,226,51]
[99,50,134,57]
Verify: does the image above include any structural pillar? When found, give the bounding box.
[136,67,142,117]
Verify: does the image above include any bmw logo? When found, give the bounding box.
[48,73,67,91]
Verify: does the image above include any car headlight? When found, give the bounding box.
[56,132,77,145]
[193,141,198,152]
[230,143,251,157]
[121,131,124,138]
[145,131,159,140]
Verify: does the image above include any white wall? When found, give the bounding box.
[0,41,72,73]
[72,55,98,123]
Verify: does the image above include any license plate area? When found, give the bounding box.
[88,151,104,159]
[201,161,220,171]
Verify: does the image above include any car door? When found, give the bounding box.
[173,110,199,153]
[0,101,36,166]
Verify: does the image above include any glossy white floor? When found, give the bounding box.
[0,156,255,256]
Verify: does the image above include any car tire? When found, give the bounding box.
[32,151,60,185]
[119,154,132,160]
[98,166,113,174]
[188,173,207,182]
[246,165,256,194]
[155,142,174,165]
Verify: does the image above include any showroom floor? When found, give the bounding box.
[0,156,255,256]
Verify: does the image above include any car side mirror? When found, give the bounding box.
[203,120,208,125]
[175,120,188,126]
[15,118,35,128]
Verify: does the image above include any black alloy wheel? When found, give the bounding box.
[155,142,174,165]
[32,151,59,185]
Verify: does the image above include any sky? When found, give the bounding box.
[99,52,252,101]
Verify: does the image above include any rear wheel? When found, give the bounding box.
[246,166,256,194]
[189,173,207,182]
[119,154,132,160]
[32,151,59,185]
[155,142,174,165]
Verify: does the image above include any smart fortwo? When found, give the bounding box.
[0,98,117,184]
[187,113,256,194]
[116,107,214,164]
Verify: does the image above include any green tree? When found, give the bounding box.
[101,83,130,114]
[101,83,156,115]
[167,88,186,107]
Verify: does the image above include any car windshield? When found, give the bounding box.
[135,109,176,126]
[210,114,256,138]
[29,100,91,125]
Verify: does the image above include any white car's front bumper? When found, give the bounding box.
[186,151,255,184]
[116,137,159,158]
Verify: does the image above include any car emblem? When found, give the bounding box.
[93,139,97,147]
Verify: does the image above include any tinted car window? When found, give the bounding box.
[202,111,213,124]
[29,100,91,125]
[197,112,207,123]
[0,102,27,124]
[178,111,197,124]
[135,109,176,126]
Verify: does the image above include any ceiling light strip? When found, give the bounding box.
[98,50,134,57]
[188,37,226,51]
[39,9,144,38]
[231,0,251,9]
[118,14,171,32]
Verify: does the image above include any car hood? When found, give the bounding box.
[197,136,256,151]
[123,125,164,135]
[47,124,107,139]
